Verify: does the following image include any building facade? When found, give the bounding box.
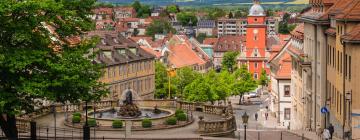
[88,32,155,101]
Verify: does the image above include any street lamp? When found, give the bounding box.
[83,101,90,140]
[242,112,249,140]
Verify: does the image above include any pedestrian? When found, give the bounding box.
[255,113,258,121]
[323,128,331,140]
[328,124,334,139]
[265,112,268,120]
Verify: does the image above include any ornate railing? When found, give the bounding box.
[198,115,237,136]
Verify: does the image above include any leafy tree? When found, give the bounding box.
[155,62,168,98]
[232,65,257,104]
[258,69,269,90]
[176,12,198,26]
[166,5,179,13]
[222,51,240,73]
[137,5,151,18]
[173,67,200,98]
[183,77,217,103]
[208,8,226,20]
[0,0,107,138]
[196,33,207,43]
[208,70,233,103]
[266,9,274,17]
[146,19,176,39]
[228,11,234,19]
[132,0,142,12]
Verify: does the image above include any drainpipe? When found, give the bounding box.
[277,79,281,124]
[342,41,346,139]
[313,24,318,131]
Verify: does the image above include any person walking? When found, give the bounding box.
[265,112,268,120]
[328,124,334,139]
[323,128,331,140]
[255,113,258,121]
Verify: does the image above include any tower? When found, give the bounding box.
[245,0,267,79]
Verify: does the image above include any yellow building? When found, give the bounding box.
[88,31,155,101]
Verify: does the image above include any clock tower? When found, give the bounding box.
[244,0,268,79]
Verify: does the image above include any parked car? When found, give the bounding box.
[248,92,259,98]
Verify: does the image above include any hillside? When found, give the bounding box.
[99,0,309,6]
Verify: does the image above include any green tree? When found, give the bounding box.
[137,5,151,18]
[183,77,217,103]
[146,19,176,39]
[222,51,240,73]
[166,5,179,13]
[173,67,200,98]
[196,33,207,43]
[258,69,269,91]
[209,70,233,103]
[208,8,226,20]
[155,62,168,98]
[228,11,234,18]
[132,0,142,12]
[232,65,257,104]
[0,0,107,138]
[176,12,198,26]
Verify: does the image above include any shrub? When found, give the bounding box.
[112,120,123,128]
[175,109,184,116]
[72,116,81,123]
[72,112,81,117]
[166,117,177,125]
[176,113,187,121]
[88,119,97,127]
[142,119,152,128]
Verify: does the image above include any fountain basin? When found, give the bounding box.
[87,107,175,127]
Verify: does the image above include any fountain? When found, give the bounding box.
[117,90,142,118]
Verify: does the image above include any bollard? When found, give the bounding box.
[302,133,304,140]
[258,131,260,140]
[280,131,283,140]
[47,127,49,139]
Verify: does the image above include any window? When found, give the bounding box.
[340,52,342,74]
[333,47,335,68]
[349,56,351,80]
[284,85,290,97]
[254,63,258,69]
[345,54,347,79]
[254,48,258,57]
[337,51,339,72]
[254,73,258,79]
[284,108,291,120]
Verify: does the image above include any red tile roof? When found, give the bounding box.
[342,24,360,43]
[139,46,162,58]
[92,7,113,15]
[275,53,292,79]
[203,38,218,45]
[167,36,207,68]
[290,23,304,40]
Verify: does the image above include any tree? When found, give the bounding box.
[137,5,151,18]
[232,65,257,104]
[145,19,176,38]
[166,5,179,13]
[155,62,168,99]
[208,8,226,20]
[228,11,234,19]
[173,67,200,98]
[132,0,142,12]
[176,12,198,26]
[0,0,107,138]
[258,69,269,91]
[222,51,240,73]
[183,77,217,103]
[196,33,207,43]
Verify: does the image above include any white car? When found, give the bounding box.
[248,92,258,98]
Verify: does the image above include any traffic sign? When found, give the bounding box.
[321,107,329,114]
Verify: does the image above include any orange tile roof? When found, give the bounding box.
[139,46,162,58]
[290,23,304,40]
[203,38,218,45]
[342,24,360,43]
[214,35,245,52]
[167,36,207,68]
[276,53,292,79]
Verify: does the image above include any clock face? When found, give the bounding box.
[253,29,258,34]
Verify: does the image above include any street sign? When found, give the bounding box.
[321,107,329,114]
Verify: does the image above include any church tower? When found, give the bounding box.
[245,0,268,79]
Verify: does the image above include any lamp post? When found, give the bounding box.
[83,101,90,140]
[242,112,249,140]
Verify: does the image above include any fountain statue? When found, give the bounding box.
[117,89,142,118]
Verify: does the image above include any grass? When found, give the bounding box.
[285,0,309,4]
